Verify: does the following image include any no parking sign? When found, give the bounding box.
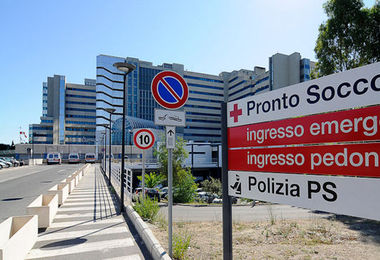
[151,71,189,110]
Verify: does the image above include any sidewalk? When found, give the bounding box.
[26,165,150,260]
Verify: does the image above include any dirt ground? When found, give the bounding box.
[150,215,380,260]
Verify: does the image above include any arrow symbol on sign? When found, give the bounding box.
[168,129,174,136]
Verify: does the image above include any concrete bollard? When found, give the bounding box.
[0,215,38,260]
[61,177,75,194]
[47,184,69,206]
[26,194,58,228]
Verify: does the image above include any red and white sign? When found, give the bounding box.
[228,62,380,127]
[227,62,380,221]
[229,105,380,148]
[229,143,380,178]
[151,71,189,109]
[134,129,155,150]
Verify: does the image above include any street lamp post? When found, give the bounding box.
[113,61,136,212]
[104,108,116,186]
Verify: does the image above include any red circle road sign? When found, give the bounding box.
[134,129,155,150]
[151,71,189,109]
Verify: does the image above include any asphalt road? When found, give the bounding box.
[159,204,332,222]
[0,164,84,222]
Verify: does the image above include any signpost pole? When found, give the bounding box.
[168,147,173,258]
[142,149,146,198]
[222,102,232,260]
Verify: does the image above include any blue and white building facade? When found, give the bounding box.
[30,75,97,145]
[96,52,314,145]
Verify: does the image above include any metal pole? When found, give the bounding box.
[142,149,146,198]
[104,134,107,174]
[191,143,194,175]
[222,102,232,260]
[120,73,127,212]
[168,148,173,257]
[109,114,112,186]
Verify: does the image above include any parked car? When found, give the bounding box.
[68,153,80,164]
[133,188,161,202]
[1,157,19,167]
[0,158,12,168]
[47,153,62,165]
[85,153,96,163]
[0,161,6,169]
[159,187,168,199]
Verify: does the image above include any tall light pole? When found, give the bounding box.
[113,61,136,212]
[98,125,109,175]
[104,108,116,186]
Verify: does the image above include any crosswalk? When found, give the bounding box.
[26,166,147,260]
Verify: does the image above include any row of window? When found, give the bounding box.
[66,135,96,139]
[184,104,220,110]
[189,90,223,97]
[30,126,52,130]
[66,87,96,93]
[66,114,96,119]
[228,76,238,83]
[65,121,96,125]
[65,127,96,132]
[186,119,220,124]
[66,94,96,99]
[41,120,53,123]
[228,80,245,91]
[66,108,96,112]
[185,111,220,117]
[185,124,220,129]
[66,141,95,145]
[184,75,223,83]
[184,133,221,138]
[188,97,222,104]
[188,83,224,91]
[66,101,96,106]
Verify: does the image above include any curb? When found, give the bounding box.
[125,205,171,260]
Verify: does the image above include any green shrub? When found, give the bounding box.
[133,195,159,222]
[173,232,191,260]
[201,177,222,197]
[173,168,197,203]
[137,172,166,188]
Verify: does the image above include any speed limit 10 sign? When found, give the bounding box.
[134,129,155,150]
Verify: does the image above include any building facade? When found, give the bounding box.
[96,52,314,144]
[29,75,97,145]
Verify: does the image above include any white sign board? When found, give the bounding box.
[166,126,176,149]
[229,171,380,220]
[155,109,186,127]
[228,62,380,127]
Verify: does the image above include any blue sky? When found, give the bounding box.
[0,0,376,144]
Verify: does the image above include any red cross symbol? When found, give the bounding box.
[230,104,242,123]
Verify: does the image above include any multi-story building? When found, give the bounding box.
[96,52,314,144]
[29,75,96,145]
[269,52,316,91]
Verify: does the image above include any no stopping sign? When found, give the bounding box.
[134,129,155,150]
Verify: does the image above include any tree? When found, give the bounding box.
[154,136,189,184]
[137,172,166,188]
[315,0,380,76]
[154,136,197,203]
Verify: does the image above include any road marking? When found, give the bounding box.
[37,225,128,242]
[49,218,122,228]
[58,169,65,173]
[0,171,40,184]
[26,238,134,259]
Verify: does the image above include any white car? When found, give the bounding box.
[68,153,80,164]
[47,153,62,165]
[0,161,6,169]
[0,159,11,168]
[85,153,96,163]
